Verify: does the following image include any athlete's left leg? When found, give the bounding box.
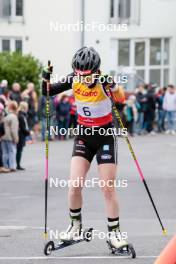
[96,135,128,249]
[98,163,119,219]
[98,163,128,248]
[96,136,119,220]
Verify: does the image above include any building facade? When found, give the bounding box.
[0,0,176,90]
[85,0,176,90]
[0,0,82,76]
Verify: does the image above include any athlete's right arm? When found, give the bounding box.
[42,73,74,96]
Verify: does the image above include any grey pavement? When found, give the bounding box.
[0,134,176,264]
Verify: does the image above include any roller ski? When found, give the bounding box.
[107,230,136,259]
[44,220,93,256]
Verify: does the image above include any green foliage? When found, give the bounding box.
[0,52,42,93]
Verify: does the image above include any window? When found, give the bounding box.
[135,42,145,66]
[15,39,22,52]
[164,38,169,65]
[149,69,161,85]
[118,0,131,19]
[150,39,161,65]
[0,0,11,17]
[0,38,23,52]
[110,0,140,24]
[16,0,23,16]
[163,69,169,87]
[149,38,169,85]
[0,0,23,19]
[2,39,10,51]
[136,70,145,82]
[118,40,130,66]
[115,38,170,89]
[110,0,114,18]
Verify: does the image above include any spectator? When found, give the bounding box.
[0,80,8,96]
[156,87,166,133]
[22,83,39,142]
[0,95,7,109]
[32,88,40,139]
[9,83,22,104]
[39,95,56,141]
[16,102,30,170]
[0,103,10,173]
[136,85,147,134]
[1,101,19,172]
[145,84,156,134]
[163,85,176,135]
[22,83,38,130]
[124,95,138,136]
[55,95,71,140]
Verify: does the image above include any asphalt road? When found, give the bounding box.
[0,134,176,264]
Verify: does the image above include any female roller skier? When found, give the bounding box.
[42,47,129,251]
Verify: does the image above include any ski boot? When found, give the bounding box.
[59,219,82,242]
[107,230,136,258]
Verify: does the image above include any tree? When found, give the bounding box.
[0,52,42,93]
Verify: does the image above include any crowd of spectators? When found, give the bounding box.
[0,80,77,173]
[123,84,176,136]
[0,79,176,173]
[0,80,37,173]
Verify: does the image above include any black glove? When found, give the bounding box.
[42,61,53,81]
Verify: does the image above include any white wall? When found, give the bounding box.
[24,0,82,76]
[0,0,176,83]
[84,0,176,83]
[0,0,82,76]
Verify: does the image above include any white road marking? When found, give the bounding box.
[0,226,44,230]
[0,226,26,230]
[0,195,31,199]
[11,196,31,199]
[0,256,158,260]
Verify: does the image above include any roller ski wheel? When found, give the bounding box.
[44,241,55,256]
[107,240,136,259]
[128,244,136,259]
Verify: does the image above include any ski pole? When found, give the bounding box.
[44,60,53,240]
[107,87,167,236]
